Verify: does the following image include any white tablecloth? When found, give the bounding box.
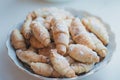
[0,0,120,80]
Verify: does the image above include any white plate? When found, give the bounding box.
[6,9,116,80]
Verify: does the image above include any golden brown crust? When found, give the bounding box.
[82,17,109,45]
[90,33,107,57]
[71,63,94,74]
[50,49,76,78]
[30,36,44,49]
[30,62,53,77]
[68,44,100,64]
[52,20,70,55]
[70,18,96,50]
[30,62,61,77]
[16,50,49,64]
[51,70,62,78]
[21,13,33,39]
[11,29,26,50]
[27,46,37,52]
[30,20,51,47]
[38,43,56,57]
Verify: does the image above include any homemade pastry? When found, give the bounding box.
[70,18,96,50]
[50,49,76,78]
[11,29,26,50]
[52,19,70,55]
[16,50,49,64]
[90,33,107,57]
[30,62,61,77]
[21,13,32,39]
[68,44,100,63]
[82,16,109,45]
[30,20,51,46]
[71,63,94,74]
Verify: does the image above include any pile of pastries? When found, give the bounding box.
[10,7,109,78]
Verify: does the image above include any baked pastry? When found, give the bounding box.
[82,16,109,45]
[16,50,49,64]
[90,33,107,57]
[21,13,32,39]
[50,49,76,78]
[52,19,70,55]
[30,19,51,46]
[71,62,94,74]
[30,62,61,77]
[70,18,96,50]
[11,29,26,50]
[68,44,100,63]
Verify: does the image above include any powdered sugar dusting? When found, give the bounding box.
[79,51,84,55]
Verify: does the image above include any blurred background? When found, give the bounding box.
[0,0,120,80]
